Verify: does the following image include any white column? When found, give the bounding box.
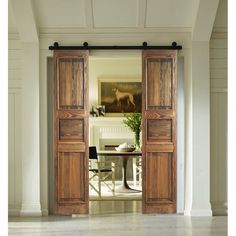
[185,41,212,216]
[20,43,41,216]
[184,48,193,215]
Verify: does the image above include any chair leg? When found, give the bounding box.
[139,166,142,187]
[133,157,137,187]
[98,172,101,197]
[111,162,115,196]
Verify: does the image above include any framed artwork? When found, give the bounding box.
[98,77,142,114]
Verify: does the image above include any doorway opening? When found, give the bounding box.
[47,50,184,215]
[88,51,142,214]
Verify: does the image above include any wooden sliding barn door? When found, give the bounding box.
[142,50,177,213]
[54,50,89,215]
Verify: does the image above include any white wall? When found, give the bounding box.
[8,28,227,216]
[208,0,227,216]
[8,38,22,216]
[210,30,227,215]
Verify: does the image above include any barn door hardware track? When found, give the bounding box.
[49,42,182,50]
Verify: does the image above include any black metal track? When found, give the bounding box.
[49,42,182,50]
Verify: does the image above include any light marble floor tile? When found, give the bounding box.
[9,201,227,236]
[89,182,142,200]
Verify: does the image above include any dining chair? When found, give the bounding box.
[133,156,142,187]
[89,146,115,197]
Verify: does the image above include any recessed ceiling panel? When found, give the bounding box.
[92,0,138,28]
[32,0,86,28]
[145,0,195,28]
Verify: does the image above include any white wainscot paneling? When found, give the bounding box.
[8,41,22,90]
[210,49,227,59]
[210,68,227,79]
[210,34,227,215]
[210,39,227,49]
[210,38,227,92]
[8,40,22,216]
[210,92,227,215]
[8,92,22,216]
[210,79,227,90]
[210,58,227,69]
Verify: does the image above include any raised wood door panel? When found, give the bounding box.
[142,50,177,214]
[58,58,84,109]
[146,153,173,202]
[146,58,172,109]
[58,152,85,202]
[54,50,89,215]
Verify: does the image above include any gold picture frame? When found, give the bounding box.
[98,76,142,115]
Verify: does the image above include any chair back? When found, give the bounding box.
[89,146,98,160]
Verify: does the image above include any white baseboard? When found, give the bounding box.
[8,208,20,217]
[184,208,213,216]
[41,209,49,216]
[9,207,48,217]
[211,202,228,216]
[20,202,42,217]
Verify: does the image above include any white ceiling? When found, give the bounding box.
[8,0,227,35]
[92,0,139,28]
[33,0,87,28]
[145,0,196,28]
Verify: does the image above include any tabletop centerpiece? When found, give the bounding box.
[123,113,142,151]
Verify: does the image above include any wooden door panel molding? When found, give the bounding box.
[145,144,174,152]
[147,119,172,143]
[58,143,86,152]
[142,50,177,214]
[144,110,175,119]
[145,152,175,203]
[57,152,85,203]
[58,110,87,119]
[146,58,172,109]
[59,119,84,141]
[54,50,89,215]
[58,58,85,110]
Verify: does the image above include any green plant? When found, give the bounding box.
[123,113,142,150]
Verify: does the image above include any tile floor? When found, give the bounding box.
[89,181,142,201]
[9,201,227,236]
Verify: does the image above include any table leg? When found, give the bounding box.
[115,156,141,193]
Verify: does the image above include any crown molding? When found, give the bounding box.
[39,26,192,36]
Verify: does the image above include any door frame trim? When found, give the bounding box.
[45,52,185,214]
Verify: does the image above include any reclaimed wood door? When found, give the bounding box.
[142,50,177,213]
[54,50,89,215]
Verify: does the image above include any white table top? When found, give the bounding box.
[97,150,142,156]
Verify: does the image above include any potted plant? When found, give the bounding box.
[123,113,142,151]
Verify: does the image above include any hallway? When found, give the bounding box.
[8,201,227,236]
[9,214,227,236]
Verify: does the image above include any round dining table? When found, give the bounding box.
[97,150,142,193]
